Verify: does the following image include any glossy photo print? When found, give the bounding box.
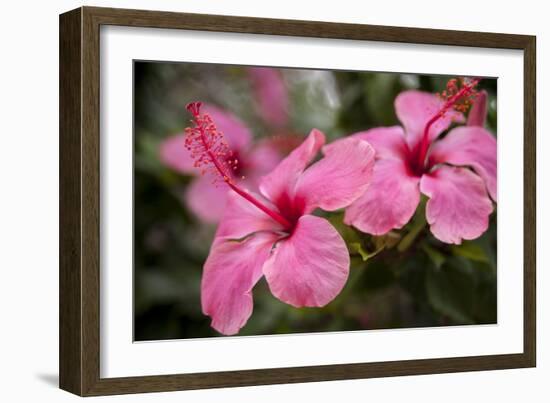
[133,62,497,340]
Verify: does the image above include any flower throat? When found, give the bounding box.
[411,77,480,176]
[184,102,292,229]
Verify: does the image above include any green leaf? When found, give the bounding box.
[422,244,446,269]
[425,257,476,324]
[451,240,489,263]
[135,133,164,173]
[364,74,400,125]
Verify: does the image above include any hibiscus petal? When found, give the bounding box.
[202,103,252,151]
[420,166,494,244]
[429,126,497,201]
[467,90,488,127]
[263,215,350,307]
[395,90,464,149]
[216,191,283,240]
[348,126,408,161]
[294,137,375,212]
[201,232,278,335]
[185,175,229,223]
[159,134,196,174]
[246,140,282,179]
[259,129,325,203]
[248,67,289,128]
[344,159,420,235]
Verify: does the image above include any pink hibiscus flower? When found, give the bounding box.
[340,78,496,244]
[183,102,375,335]
[159,103,281,223]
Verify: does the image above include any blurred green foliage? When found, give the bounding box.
[134,62,497,341]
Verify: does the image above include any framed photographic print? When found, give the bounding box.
[59,6,536,396]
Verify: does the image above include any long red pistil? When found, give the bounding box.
[185,102,292,229]
[415,78,480,171]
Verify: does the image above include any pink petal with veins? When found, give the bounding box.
[295,137,375,213]
[263,215,349,307]
[349,126,409,161]
[201,232,279,335]
[344,158,420,235]
[259,128,325,204]
[420,165,493,244]
[429,126,497,201]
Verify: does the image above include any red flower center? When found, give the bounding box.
[273,192,306,230]
[407,78,480,176]
[224,150,247,178]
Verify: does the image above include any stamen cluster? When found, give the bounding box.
[184,102,239,185]
[436,77,479,114]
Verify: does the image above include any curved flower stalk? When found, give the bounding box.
[160,103,281,223]
[336,78,496,244]
[183,102,375,335]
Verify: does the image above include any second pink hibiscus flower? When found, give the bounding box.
[338,78,497,244]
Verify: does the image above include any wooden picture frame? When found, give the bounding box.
[59,6,536,396]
